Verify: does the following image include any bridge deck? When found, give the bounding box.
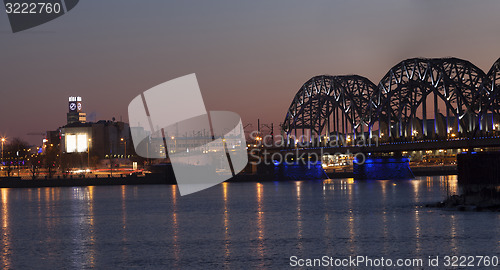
[270,136,500,155]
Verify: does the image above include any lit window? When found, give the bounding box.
[66,135,77,153]
[77,134,88,152]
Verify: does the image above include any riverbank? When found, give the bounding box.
[326,164,457,179]
[0,165,457,189]
[0,174,173,188]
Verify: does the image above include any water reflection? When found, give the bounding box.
[426,176,433,192]
[436,175,458,197]
[414,208,421,254]
[347,179,355,254]
[295,181,302,252]
[121,186,129,258]
[412,180,421,199]
[256,183,265,261]
[222,182,230,266]
[1,189,11,269]
[44,188,60,231]
[322,181,331,254]
[446,175,458,195]
[0,176,494,268]
[171,185,180,267]
[412,180,422,254]
[449,214,458,254]
[87,187,96,267]
[70,187,95,268]
[380,180,389,254]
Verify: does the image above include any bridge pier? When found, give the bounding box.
[353,156,414,180]
[256,160,328,181]
[458,151,500,185]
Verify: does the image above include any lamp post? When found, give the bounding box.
[171,136,176,153]
[1,138,5,166]
[87,138,91,169]
[1,138,5,176]
[16,150,20,177]
[121,138,126,158]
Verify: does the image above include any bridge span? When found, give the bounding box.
[281,57,500,144]
[267,136,500,157]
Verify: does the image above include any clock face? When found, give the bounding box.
[77,102,82,111]
[69,102,77,111]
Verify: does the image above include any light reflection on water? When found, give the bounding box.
[0,176,498,269]
[256,182,265,267]
[222,182,230,267]
[70,186,96,269]
[171,185,180,268]
[1,189,11,269]
[295,181,302,253]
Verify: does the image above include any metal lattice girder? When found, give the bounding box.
[485,58,500,114]
[376,58,486,137]
[283,57,500,140]
[283,75,378,137]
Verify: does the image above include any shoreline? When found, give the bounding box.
[326,164,457,179]
[0,174,173,188]
[0,165,457,189]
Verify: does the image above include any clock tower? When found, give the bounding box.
[67,96,87,124]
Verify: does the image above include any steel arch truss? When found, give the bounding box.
[282,75,378,140]
[283,57,500,142]
[377,58,486,139]
[485,58,500,115]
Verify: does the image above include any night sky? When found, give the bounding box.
[1,0,500,145]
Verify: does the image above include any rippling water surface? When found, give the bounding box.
[0,176,499,269]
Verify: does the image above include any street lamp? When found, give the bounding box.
[121,138,126,158]
[1,138,5,176]
[170,136,176,153]
[87,138,92,169]
[16,150,20,177]
[1,137,5,166]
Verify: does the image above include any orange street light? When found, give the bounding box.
[121,138,127,158]
[1,137,5,168]
[87,138,92,169]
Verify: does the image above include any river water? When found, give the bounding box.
[0,176,499,269]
